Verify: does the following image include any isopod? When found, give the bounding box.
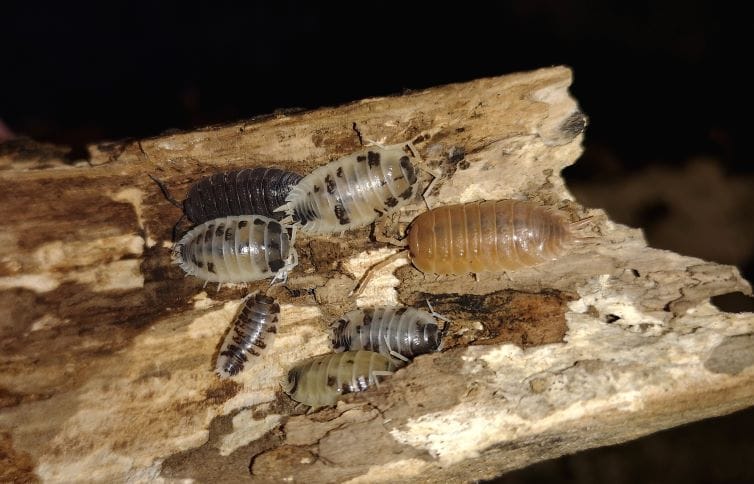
[173,215,298,283]
[407,200,577,274]
[330,305,449,362]
[149,167,302,238]
[216,293,280,378]
[282,350,398,408]
[353,199,587,294]
[277,143,420,234]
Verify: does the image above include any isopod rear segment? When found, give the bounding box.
[216,293,280,378]
[282,350,398,409]
[277,143,420,235]
[330,306,448,362]
[173,215,298,283]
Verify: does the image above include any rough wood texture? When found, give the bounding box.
[1,66,752,483]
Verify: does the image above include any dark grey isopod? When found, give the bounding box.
[330,306,448,362]
[216,293,280,378]
[149,168,303,238]
[184,168,302,224]
[173,215,298,283]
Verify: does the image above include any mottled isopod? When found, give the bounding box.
[216,293,280,378]
[149,168,302,238]
[282,350,398,408]
[407,200,576,274]
[173,215,298,283]
[330,306,449,362]
[277,143,420,234]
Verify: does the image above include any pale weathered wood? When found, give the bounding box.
[1,66,752,483]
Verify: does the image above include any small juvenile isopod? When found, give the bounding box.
[282,350,398,409]
[216,293,280,378]
[173,215,298,283]
[330,305,449,362]
[353,199,588,294]
[149,167,303,238]
[277,143,420,235]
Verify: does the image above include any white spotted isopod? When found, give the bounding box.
[330,305,449,363]
[282,350,398,409]
[216,293,280,378]
[276,143,420,235]
[173,215,298,283]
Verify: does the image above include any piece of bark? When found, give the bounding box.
[1,66,752,483]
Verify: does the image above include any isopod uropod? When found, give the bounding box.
[407,200,577,274]
[216,293,280,378]
[173,215,298,283]
[330,306,449,362]
[277,143,420,235]
[282,350,398,409]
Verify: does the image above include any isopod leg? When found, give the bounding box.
[382,335,410,365]
[370,370,394,388]
[425,299,452,343]
[349,250,408,297]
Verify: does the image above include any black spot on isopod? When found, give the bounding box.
[395,307,408,316]
[253,218,266,225]
[196,261,204,268]
[327,376,336,387]
[238,220,248,228]
[363,309,374,325]
[373,208,383,216]
[254,340,267,349]
[357,155,367,162]
[313,185,320,192]
[340,383,352,394]
[215,224,225,236]
[334,202,350,225]
[268,258,285,273]
[224,228,233,241]
[355,325,362,334]
[207,262,216,273]
[325,174,336,194]
[399,155,417,184]
[204,229,213,242]
[367,151,381,167]
[399,186,413,200]
[336,166,344,178]
[385,197,398,208]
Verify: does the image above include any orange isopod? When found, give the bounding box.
[406,200,575,275]
[352,199,584,294]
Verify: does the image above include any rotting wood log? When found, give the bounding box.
[1,66,752,483]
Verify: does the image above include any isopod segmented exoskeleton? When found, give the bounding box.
[352,199,589,294]
[149,167,303,239]
[330,305,449,362]
[407,200,578,274]
[216,293,280,378]
[282,350,398,409]
[173,215,298,283]
[276,143,420,235]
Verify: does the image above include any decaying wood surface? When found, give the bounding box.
[1,66,752,483]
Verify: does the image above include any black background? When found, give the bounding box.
[2,2,753,482]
